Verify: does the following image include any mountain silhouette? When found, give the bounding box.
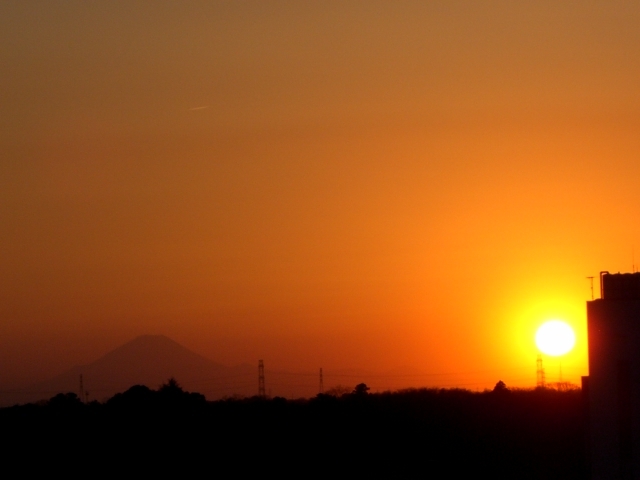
[11,335,256,405]
[1,335,431,407]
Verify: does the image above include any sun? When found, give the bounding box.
[535,320,575,356]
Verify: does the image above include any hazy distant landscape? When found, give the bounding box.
[1,335,487,407]
[2,335,255,406]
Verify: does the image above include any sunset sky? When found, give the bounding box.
[2,1,640,393]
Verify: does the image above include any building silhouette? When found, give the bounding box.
[586,271,640,479]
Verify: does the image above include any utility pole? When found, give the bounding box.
[319,368,324,394]
[258,360,266,398]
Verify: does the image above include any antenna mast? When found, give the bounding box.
[319,368,324,394]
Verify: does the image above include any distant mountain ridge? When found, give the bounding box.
[4,335,257,406]
[0,335,433,407]
[70,334,228,382]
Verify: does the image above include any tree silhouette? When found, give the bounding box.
[159,377,182,392]
[324,385,352,397]
[492,380,509,393]
[47,392,82,409]
[353,383,370,396]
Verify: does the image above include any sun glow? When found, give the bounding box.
[535,320,575,356]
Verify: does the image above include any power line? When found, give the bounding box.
[263,366,534,378]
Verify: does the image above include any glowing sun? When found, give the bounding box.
[535,320,575,356]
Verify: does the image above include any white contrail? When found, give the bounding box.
[188,106,209,111]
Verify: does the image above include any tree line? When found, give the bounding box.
[1,379,587,478]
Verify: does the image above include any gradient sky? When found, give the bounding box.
[2,1,640,392]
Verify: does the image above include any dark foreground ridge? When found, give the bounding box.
[2,380,586,478]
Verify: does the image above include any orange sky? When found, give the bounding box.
[2,1,640,393]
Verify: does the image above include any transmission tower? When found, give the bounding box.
[536,354,546,388]
[319,368,324,394]
[258,360,266,398]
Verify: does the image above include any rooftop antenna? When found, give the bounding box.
[319,368,324,394]
[587,276,594,301]
[633,246,636,273]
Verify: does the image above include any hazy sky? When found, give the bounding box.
[2,1,640,391]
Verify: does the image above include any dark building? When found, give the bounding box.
[586,271,640,480]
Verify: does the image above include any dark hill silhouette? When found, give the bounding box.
[11,335,256,405]
[1,385,587,477]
